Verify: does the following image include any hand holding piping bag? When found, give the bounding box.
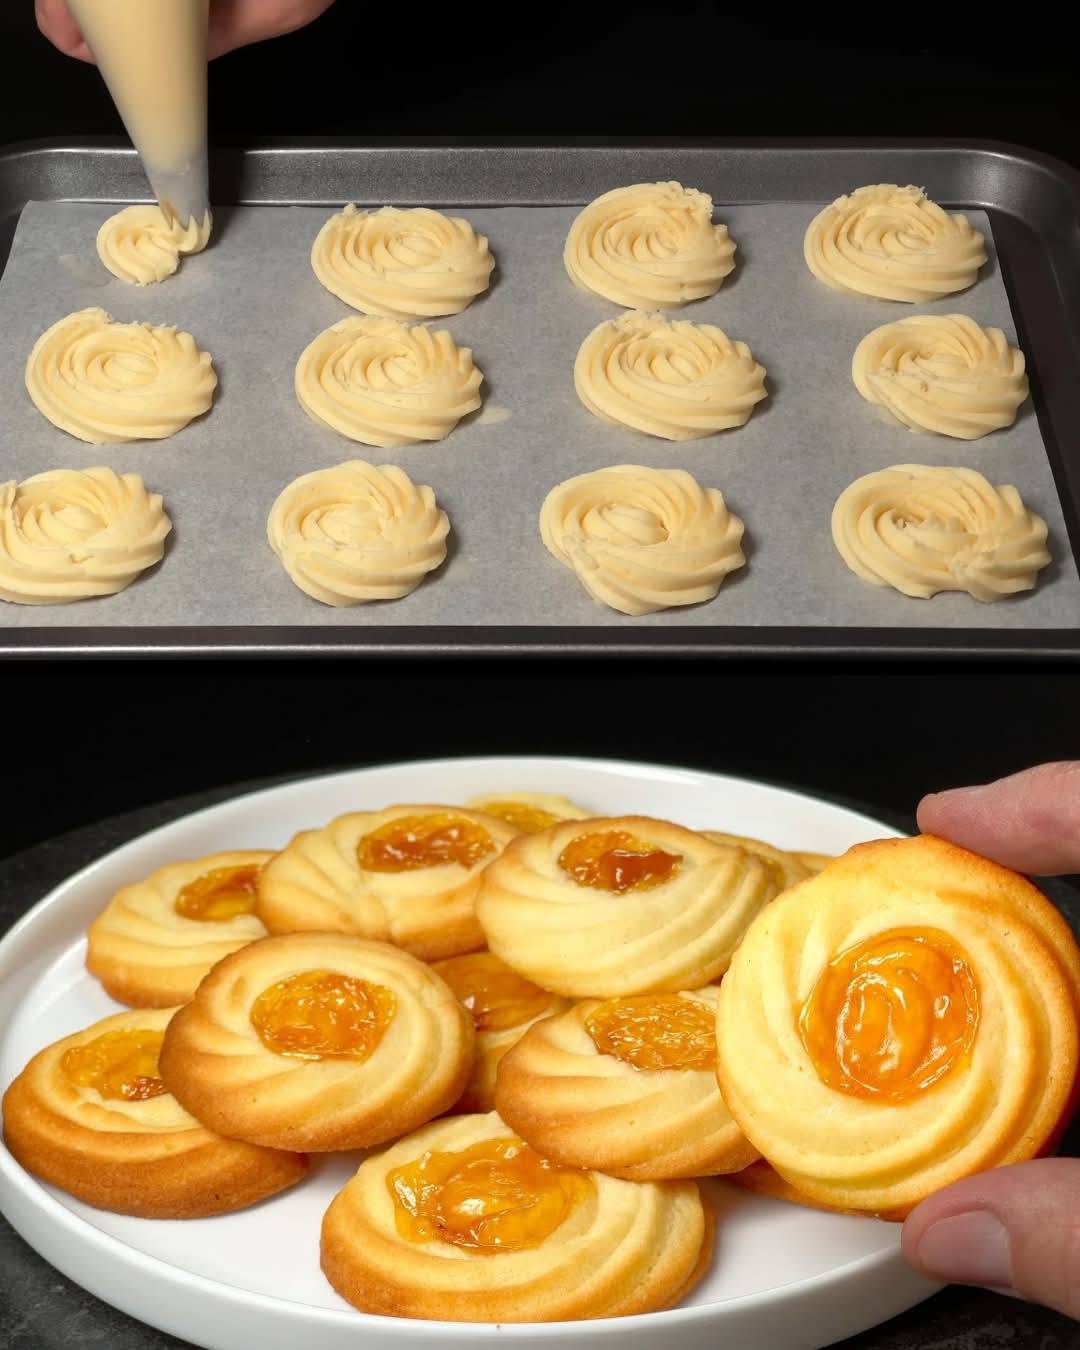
[37,0,337,61]
[904,761,1080,1321]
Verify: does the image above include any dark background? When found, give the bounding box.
[0,3,1078,861]
[0,4,1077,162]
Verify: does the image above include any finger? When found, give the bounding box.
[917,761,1080,876]
[35,0,94,60]
[207,0,336,58]
[902,1159,1080,1320]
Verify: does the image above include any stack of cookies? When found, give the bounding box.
[4,791,1079,1323]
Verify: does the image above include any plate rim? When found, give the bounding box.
[0,754,931,1342]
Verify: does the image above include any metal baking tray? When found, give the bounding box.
[2,136,1079,659]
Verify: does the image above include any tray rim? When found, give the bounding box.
[1,136,1078,661]
[0,753,934,1350]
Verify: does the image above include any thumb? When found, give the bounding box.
[917,761,1080,876]
[902,1159,1080,1319]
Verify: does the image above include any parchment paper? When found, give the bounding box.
[1,199,1076,630]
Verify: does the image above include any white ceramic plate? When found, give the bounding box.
[0,756,936,1350]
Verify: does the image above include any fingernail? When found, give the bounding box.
[915,1211,1012,1289]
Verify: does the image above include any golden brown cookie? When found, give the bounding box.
[432,951,571,1112]
[85,851,272,1007]
[716,834,1080,1216]
[159,933,474,1151]
[791,851,835,875]
[256,805,518,960]
[464,793,592,836]
[701,832,812,892]
[477,816,777,997]
[496,987,756,1180]
[320,1111,711,1322]
[1,1007,306,1217]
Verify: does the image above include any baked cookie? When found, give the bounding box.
[496,987,757,1179]
[702,832,812,893]
[321,1110,711,1322]
[476,816,777,997]
[1,1007,306,1218]
[464,792,592,836]
[86,851,272,1007]
[256,805,518,960]
[791,851,835,875]
[432,951,571,1112]
[726,1160,863,1216]
[716,834,1080,1216]
[159,933,474,1151]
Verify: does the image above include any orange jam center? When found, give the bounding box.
[249,969,396,1060]
[586,994,716,1071]
[174,863,261,922]
[479,800,561,835]
[388,1137,592,1253]
[433,952,552,1032]
[61,1028,168,1101]
[358,813,495,873]
[799,927,979,1102]
[558,830,681,893]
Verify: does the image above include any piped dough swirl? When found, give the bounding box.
[564,181,736,309]
[0,467,171,605]
[25,307,217,443]
[575,312,766,440]
[852,314,1028,439]
[804,185,986,302]
[96,205,212,286]
[311,205,494,319]
[540,465,745,615]
[267,460,449,606]
[295,316,483,448]
[832,464,1051,602]
[715,835,1080,1215]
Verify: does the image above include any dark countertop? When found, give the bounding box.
[2,777,1079,1350]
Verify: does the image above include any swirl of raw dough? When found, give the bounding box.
[0,467,171,605]
[540,465,745,615]
[831,464,1051,602]
[97,205,212,286]
[575,312,766,441]
[804,185,986,302]
[852,314,1028,439]
[267,460,450,606]
[311,205,494,319]
[25,307,217,444]
[564,182,736,309]
[295,316,483,448]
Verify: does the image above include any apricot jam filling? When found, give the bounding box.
[433,952,552,1032]
[250,969,396,1061]
[799,927,979,1102]
[558,830,681,893]
[358,813,495,873]
[174,863,261,922]
[388,1137,593,1252]
[586,994,716,1072]
[61,1029,167,1101]
[478,801,560,835]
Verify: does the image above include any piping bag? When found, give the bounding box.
[66,0,210,232]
